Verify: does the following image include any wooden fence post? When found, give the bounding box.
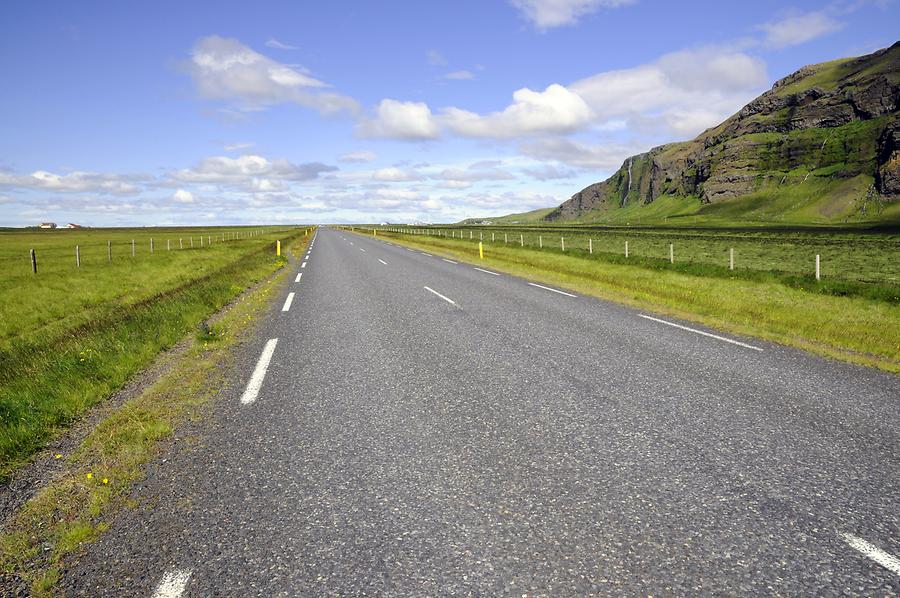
[107,240,111,262]
[75,245,80,267]
[30,248,37,273]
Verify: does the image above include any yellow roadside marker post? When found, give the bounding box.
[479,242,484,259]
[374,229,377,237]
[276,240,281,256]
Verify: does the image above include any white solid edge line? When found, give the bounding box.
[301,261,307,268]
[528,282,577,297]
[442,258,458,264]
[295,272,302,282]
[638,314,763,351]
[281,292,295,312]
[841,533,900,576]
[240,338,278,405]
[421,252,433,256]
[473,267,499,276]
[151,568,192,598]
[424,286,456,306]
[378,259,388,265]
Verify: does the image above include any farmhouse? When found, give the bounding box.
[66,223,84,229]
[39,222,57,229]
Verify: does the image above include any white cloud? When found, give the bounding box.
[444,70,476,81]
[186,36,359,115]
[519,137,645,169]
[265,38,299,50]
[442,83,593,138]
[522,163,578,180]
[0,170,144,195]
[510,0,635,29]
[570,46,767,137]
[759,11,844,48]
[172,189,195,203]
[170,155,337,192]
[372,167,423,182]
[357,99,441,140]
[426,50,448,66]
[431,161,515,182]
[338,150,377,163]
[224,141,255,151]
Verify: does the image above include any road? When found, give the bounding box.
[62,227,899,596]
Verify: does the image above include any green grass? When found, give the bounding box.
[384,224,900,286]
[357,228,900,373]
[0,236,306,596]
[0,226,310,481]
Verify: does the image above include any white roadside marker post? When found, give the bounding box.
[816,254,821,280]
[670,243,674,264]
[729,248,734,270]
[625,241,629,258]
[589,238,593,254]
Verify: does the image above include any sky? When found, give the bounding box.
[0,0,897,226]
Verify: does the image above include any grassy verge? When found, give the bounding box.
[0,232,309,596]
[0,231,307,480]
[359,230,900,373]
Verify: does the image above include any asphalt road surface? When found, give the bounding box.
[61,227,899,596]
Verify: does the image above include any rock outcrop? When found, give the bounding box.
[546,41,900,222]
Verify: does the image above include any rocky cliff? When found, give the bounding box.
[546,42,900,224]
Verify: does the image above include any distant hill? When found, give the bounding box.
[459,207,555,225]
[540,42,900,226]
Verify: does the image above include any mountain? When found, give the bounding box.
[544,42,900,226]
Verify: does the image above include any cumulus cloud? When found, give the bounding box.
[172,189,195,203]
[186,36,359,114]
[372,167,423,182]
[510,0,635,29]
[442,84,593,138]
[758,11,844,48]
[522,163,578,180]
[519,137,646,169]
[338,150,377,163]
[431,161,515,182]
[570,46,767,137]
[357,99,441,140]
[0,170,144,195]
[169,154,337,194]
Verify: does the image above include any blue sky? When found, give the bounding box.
[1,0,897,226]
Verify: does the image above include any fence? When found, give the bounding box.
[354,226,900,284]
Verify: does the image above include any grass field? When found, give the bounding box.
[356,226,900,373]
[0,226,309,481]
[379,224,900,286]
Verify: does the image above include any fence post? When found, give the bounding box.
[150,238,154,254]
[180,238,183,249]
[470,231,473,239]
[669,244,674,264]
[625,241,629,258]
[589,238,593,254]
[520,234,524,247]
[505,233,508,243]
[131,239,135,257]
[492,232,495,242]
[167,239,171,251]
[561,237,565,252]
[107,240,111,262]
[539,235,543,248]
[30,248,37,274]
[729,248,734,270]
[200,236,204,247]
[480,232,483,241]
[75,245,80,268]
[190,237,193,248]
[816,254,821,280]
[208,235,211,246]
